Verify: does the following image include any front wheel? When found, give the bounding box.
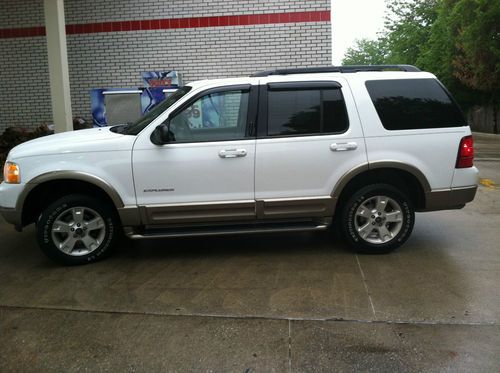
[341,184,415,254]
[36,194,120,265]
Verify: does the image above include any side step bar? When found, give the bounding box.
[126,222,329,240]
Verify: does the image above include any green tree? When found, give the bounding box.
[451,0,499,95]
[383,0,439,64]
[416,0,455,86]
[418,0,499,131]
[341,0,500,132]
[342,38,388,65]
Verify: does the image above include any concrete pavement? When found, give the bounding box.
[0,134,499,372]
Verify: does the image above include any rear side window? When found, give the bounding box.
[365,79,466,130]
[267,87,349,136]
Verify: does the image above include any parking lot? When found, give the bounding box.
[1,133,499,372]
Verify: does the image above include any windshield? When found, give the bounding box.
[120,86,192,135]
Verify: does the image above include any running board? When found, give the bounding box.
[126,222,328,240]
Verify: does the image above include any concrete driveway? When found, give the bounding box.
[1,133,499,372]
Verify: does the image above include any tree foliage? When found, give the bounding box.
[450,0,500,94]
[343,39,388,65]
[341,0,499,112]
[384,0,439,65]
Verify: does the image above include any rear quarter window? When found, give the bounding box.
[365,79,467,130]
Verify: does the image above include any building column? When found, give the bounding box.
[44,0,72,133]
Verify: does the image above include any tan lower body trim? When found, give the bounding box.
[118,206,142,226]
[423,185,477,211]
[257,196,334,219]
[140,200,256,225]
[126,196,336,226]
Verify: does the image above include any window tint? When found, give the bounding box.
[267,88,348,136]
[168,90,249,142]
[365,79,466,130]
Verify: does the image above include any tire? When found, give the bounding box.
[36,194,119,265]
[340,183,415,254]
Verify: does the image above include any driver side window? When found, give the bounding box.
[168,89,249,142]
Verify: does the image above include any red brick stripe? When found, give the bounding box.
[0,10,330,39]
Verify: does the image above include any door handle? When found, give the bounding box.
[219,149,247,158]
[330,142,358,152]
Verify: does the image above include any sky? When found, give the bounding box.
[331,0,388,65]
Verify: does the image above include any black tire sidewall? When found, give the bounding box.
[342,184,414,254]
[37,194,118,265]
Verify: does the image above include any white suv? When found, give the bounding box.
[0,65,478,265]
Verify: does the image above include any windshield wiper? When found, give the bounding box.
[110,122,132,134]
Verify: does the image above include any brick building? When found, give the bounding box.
[0,0,331,131]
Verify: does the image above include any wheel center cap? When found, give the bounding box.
[75,228,84,236]
[375,217,382,223]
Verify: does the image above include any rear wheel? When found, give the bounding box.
[341,184,414,254]
[36,194,119,265]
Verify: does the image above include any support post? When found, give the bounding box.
[44,0,72,133]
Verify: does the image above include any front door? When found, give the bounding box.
[132,85,257,225]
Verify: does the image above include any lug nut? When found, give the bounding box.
[371,215,375,218]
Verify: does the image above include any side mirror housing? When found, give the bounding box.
[151,121,173,145]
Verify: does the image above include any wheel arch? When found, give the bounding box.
[19,171,124,226]
[332,161,430,214]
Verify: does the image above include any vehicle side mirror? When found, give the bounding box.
[151,120,173,145]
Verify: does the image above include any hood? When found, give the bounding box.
[8,126,136,160]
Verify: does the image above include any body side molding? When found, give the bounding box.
[256,196,334,219]
[140,200,256,225]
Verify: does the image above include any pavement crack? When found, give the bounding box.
[356,254,376,317]
[0,304,497,327]
[288,319,292,373]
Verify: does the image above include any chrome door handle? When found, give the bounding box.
[330,142,358,152]
[219,149,247,158]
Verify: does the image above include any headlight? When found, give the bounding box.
[3,161,21,184]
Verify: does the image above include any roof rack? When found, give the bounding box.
[251,65,420,77]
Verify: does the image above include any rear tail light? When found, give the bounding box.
[456,135,474,168]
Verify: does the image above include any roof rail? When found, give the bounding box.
[251,65,421,77]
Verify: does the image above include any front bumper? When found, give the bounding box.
[0,181,25,227]
[422,185,477,211]
[0,206,20,226]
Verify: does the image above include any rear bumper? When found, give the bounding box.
[422,185,477,211]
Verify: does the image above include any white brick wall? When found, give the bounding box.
[0,0,331,131]
[64,0,330,21]
[0,0,44,27]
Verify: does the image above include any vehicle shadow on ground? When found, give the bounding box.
[115,229,349,260]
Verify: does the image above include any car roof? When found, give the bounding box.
[186,70,437,90]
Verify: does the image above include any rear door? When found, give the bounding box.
[254,78,368,219]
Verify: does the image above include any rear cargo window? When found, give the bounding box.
[365,79,467,130]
